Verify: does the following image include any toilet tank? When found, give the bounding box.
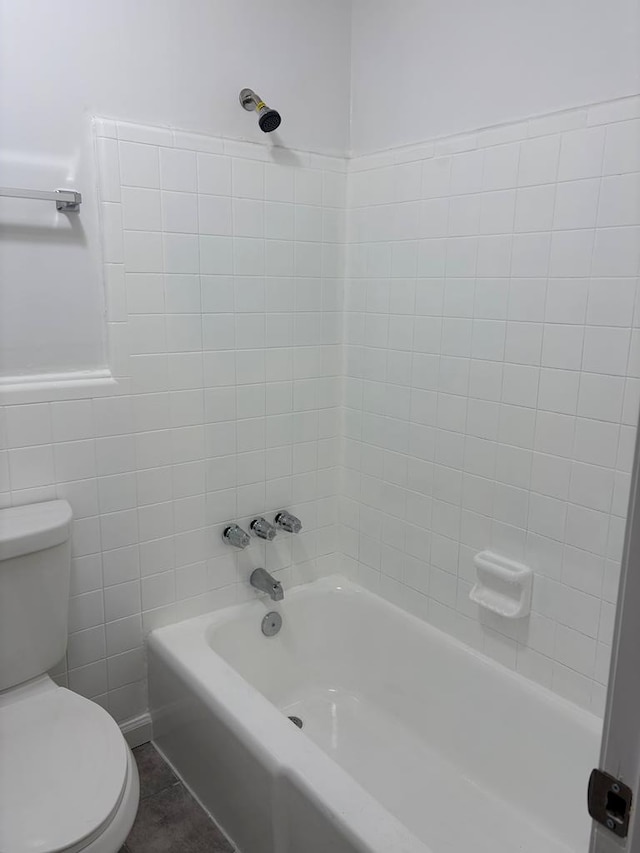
[0,500,73,691]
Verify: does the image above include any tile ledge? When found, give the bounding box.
[0,369,125,405]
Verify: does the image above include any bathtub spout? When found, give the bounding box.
[250,568,284,601]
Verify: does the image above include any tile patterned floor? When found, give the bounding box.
[120,742,235,853]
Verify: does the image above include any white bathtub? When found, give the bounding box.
[148,575,601,853]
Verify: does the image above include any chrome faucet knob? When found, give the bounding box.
[250,517,277,541]
[275,511,302,534]
[222,524,251,549]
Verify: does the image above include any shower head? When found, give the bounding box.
[239,88,282,133]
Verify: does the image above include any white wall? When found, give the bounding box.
[350,0,640,154]
[342,97,640,713]
[0,117,345,723]
[0,0,351,378]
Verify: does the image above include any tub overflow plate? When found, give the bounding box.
[261,611,282,636]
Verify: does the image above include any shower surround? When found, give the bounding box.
[2,94,639,730]
[341,96,640,715]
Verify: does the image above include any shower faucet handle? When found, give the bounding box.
[222,524,251,549]
[250,517,277,541]
[274,511,302,534]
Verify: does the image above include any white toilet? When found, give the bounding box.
[0,500,140,853]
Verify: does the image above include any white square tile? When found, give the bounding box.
[119,141,160,188]
[537,368,580,415]
[528,492,566,541]
[103,545,140,586]
[449,150,484,195]
[8,445,55,490]
[421,157,451,198]
[104,580,141,622]
[200,236,233,275]
[531,452,571,500]
[67,626,106,669]
[514,185,555,232]
[449,194,481,236]
[504,322,543,365]
[558,127,605,181]
[68,590,104,632]
[553,179,599,230]
[511,233,551,277]
[98,473,137,513]
[482,143,520,190]
[587,279,637,327]
[197,153,232,195]
[162,191,198,233]
[476,235,512,277]
[194,195,230,236]
[565,504,609,558]
[123,231,163,273]
[160,148,197,192]
[577,373,625,422]
[592,227,640,277]
[100,509,139,551]
[541,325,584,370]
[479,190,516,235]
[5,404,51,448]
[53,440,96,482]
[549,230,594,278]
[233,237,265,276]
[106,615,143,657]
[569,461,615,513]
[232,159,264,199]
[597,174,640,227]
[126,273,164,314]
[518,136,560,186]
[164,233,199,274]
[502,363,539,407]
[265,163,294,202]
[573,418,619,468]
[295,169,323,205]
[474,280,509,320]
[545,279,588,324]
[534,410,575,458]
[582,327,631,375]
[471,320,505,361]
[165,275,201,314]
[122,187,162,231]
[603,119,640,175]
[507,279,546,322]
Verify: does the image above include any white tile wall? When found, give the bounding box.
[0,118,346,723]
[0,98,638,726]
[342,97,640,714]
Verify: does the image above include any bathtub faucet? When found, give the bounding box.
[274,511,302,534]
[250,567,284,601]
[250,517,277,541]
[222,524,251,549]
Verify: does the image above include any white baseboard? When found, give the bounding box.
[120,711,152,748]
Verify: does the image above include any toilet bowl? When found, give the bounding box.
[0,501,140,853]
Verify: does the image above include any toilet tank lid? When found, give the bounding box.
[0,500,73,561]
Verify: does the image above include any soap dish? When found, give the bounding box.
[469,550,533,619]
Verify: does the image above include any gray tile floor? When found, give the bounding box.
[120,742,235,853]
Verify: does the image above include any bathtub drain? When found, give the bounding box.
[288,715,303,729]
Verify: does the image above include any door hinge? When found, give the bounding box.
[588,768,633,838]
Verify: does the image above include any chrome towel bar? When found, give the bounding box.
[0,187,82,212]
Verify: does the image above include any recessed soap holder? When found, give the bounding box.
[469,551,533,619]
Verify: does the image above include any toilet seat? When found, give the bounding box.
[0,677,131,853]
